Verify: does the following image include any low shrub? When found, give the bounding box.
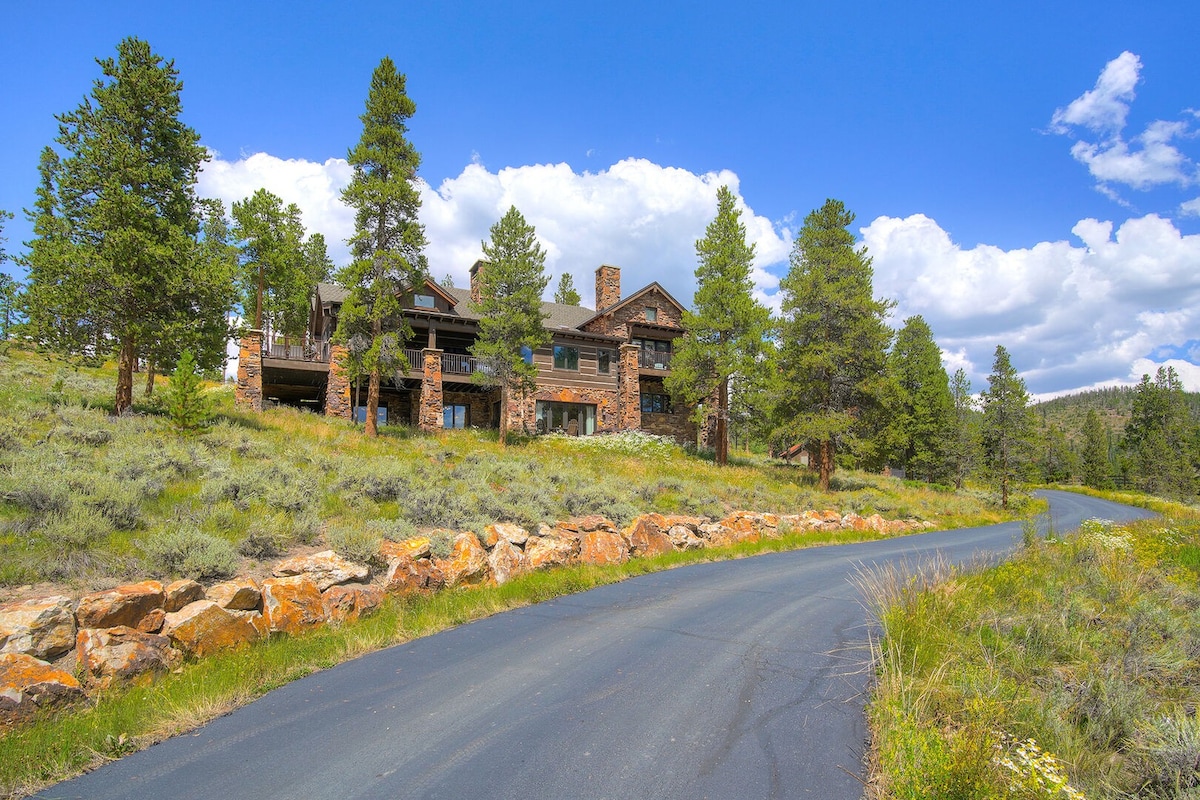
[325,524,382,566]
[140,526,239,581]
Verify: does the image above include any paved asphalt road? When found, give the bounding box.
[37,490,1153,800]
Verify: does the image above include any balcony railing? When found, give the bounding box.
[401,348,480,376]
[638,349,672,370]
[267,339,329,363]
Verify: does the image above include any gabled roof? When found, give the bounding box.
[580,281,687,328]
[315,282,349,304]
[440,285,598,330]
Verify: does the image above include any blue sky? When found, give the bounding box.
[2,1,1199,397]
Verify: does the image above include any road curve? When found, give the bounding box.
[37,491,1153,800]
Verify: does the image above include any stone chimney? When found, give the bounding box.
[595,265,621,311]
[469,259,487,306]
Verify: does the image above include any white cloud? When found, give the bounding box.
[1129,358,1200,391]
[863,212,1200,395]
[1181,197,1200,217]
[1050,52,1199,196]
[1051,51,1141,134]
[198,151,356,263]
[198,152,791,310]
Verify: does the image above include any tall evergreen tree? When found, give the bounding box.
[232,188,313,335]
[1081,408,1111,489]
[335,57,429,438]
[1124,366,1196,498]
[469,206,551,445]
[948,368,979,489]
[773,199,893,490]
[980,345,1035,508]
[890,315,954,482]
[665,186,770,466]
[0,210,18,340]
[554,272,581,306]
[20,37,215,415]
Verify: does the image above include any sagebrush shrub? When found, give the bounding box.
[141,526,239,581]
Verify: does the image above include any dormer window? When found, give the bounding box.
[414,294,435,309]
[645,307,658,323]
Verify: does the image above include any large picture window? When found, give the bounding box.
[535,401,596,435]
[553,345,579,370]
[641,394,673,414]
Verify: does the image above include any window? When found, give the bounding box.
[645,307,658,323]
[597,349,612,374]
[641,394,672,414]
[356,406,388,424]
[413,294,436,309]
[553,345,579,370]
[521,346,534,365]
[535,401,597,435]
[632,338,671,353]
[443,404,469,429]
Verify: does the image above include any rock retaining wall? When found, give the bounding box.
[0,510,933,726]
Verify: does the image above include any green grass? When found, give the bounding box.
[862,506,1200,799]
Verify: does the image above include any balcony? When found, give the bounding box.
[403,348,481,376]
[638,349,672,371]
[267,339,329,363]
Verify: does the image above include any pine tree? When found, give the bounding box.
[0,210,18,340]
[164,350,211,434]
[1124,367,1196,498]
[335,57,429,437]
[1081,408,1111,489]
[664,186,770,465]
[948,368,979,489]
[232,188,314,335]
[20,37,216,415]
[469,206,551,445]
[774,199,893,490]
[554,273,581,306]
[980,345,1035,508]
[890,315,954,482]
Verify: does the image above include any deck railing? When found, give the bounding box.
[638,349,672,370]
[266,339,329,363]
[400,348,480,376]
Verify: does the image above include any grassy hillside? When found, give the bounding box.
[0,345,1021,597]
[864,493,1200,799]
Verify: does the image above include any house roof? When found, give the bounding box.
[579,281,686,329]
[316,282,349,304]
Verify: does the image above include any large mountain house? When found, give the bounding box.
[234,264,698,443]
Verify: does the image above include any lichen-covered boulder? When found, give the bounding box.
[164,579,205,612]
[273,550,369,591]
[667,524,705,550]
[487,538,528,585]
[136,607,166,634]
[0,595,76,660]
[558,515,617,534]
[435,533,490,587]
[716,512,766,543]
[384,555,444,596]
[485,523,529,547]
[205,577,262,611]
[579,530,629,566]
[525,535,579,570]
[261,576,327,635]
[0,653,82,725]
[380,537,431,562]
[162,600,262,657]
[76,626,180,688]
[322,584,385,625]
[622,515,675,558]
[75,581,165,630]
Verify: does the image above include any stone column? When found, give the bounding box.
[324,343,352,419]
[419,348,444,432]
[235,330,264,412]
[617,343,641,431]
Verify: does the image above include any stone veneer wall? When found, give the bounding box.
[583,286,684,340]
[617,343,641,431]
[595,265,622,311]
[419,349,444,431]
[510,386,621,434]
[324,344,352,419]
[234,330,263,412]
[444,390,493,429]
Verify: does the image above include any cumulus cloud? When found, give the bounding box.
[864,213,1200,395]
[1050,52,1198,197]
[198,152,791,310]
